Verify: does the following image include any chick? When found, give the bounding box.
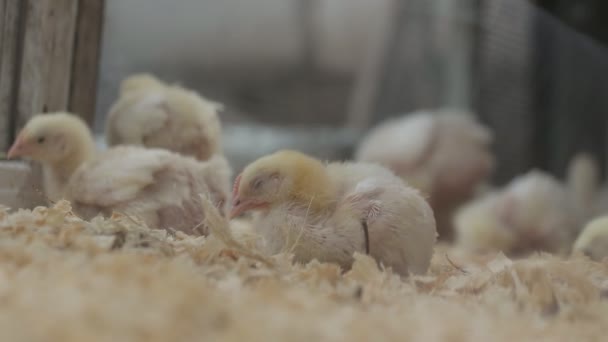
[355,108,494,239]
[106,73,224,162]
[118,72,165,95]
[8,112,232,234]
[455,170,581,255]
[573,216,608,261]
[454,192,517,254]
[230,150,437,276]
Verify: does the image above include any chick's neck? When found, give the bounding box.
[47,136,96,182]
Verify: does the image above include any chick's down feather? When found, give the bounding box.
[8,112,232,235]
[234,151,437,276]
[67,146,232,234]
[106,74,224,161]
[355,109,494,239]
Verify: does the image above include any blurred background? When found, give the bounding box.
[2,0,608,207]
[95,0,608,182]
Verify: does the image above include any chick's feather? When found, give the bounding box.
[106,74,224,161]
[355,108,494,239]
[455,170,581,255]
[249,156,436,276]
[329,162,437,275]
[66,146,232,234]
[573,216,608,261]
[11,111,232,235]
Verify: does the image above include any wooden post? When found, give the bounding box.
[70,0,105,125]
[0,0,24,151]
[1,0,103,140]
[17,0,79,125]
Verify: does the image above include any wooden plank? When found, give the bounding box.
[0,0,24,150]
[69,0,104,125]
[17,0,78,127]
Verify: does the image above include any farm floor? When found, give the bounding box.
[0,201,606,342]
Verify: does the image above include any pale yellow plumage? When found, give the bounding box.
[231,150,437,276]
[573,216,608,261]
[9,112,232,234]
[106,73,224,162]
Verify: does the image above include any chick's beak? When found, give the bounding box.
[229,196,267,219]
[7,132,28,159]
[229,197,247,219]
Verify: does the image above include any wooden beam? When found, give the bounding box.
[69,0,104,125]
[0,0,24,150]
[16,0,78,128]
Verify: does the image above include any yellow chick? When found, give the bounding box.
[230,150,437,276]
[8,112,232,234]
[106,73,224,162]
[454,192,517,254]
[573,216,608,261]
[355,108,494,240]
[118,72,165,95]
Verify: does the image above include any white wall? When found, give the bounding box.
[96,0,392,128]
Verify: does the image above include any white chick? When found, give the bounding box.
[7,112,232,234]
[573,216,608,261]
[106,73,224,162]
[355,108,494,239]
[229,150,437,276]
[455,170,581,255]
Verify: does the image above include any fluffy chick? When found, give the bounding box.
[573,216,608,261]
[355,108,494,239]
[230,150,437,276]
[455,170,581,255]
[454,192,517,254]
[106,73,224,162]
[118,72,165,95]
[8,112,232,234]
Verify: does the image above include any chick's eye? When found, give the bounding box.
[37,137,45,144]
[252,179,263,190]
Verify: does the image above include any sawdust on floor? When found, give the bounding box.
[0,200,606,342]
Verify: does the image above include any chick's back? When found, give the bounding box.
[65,146,232,234]
[326,162,437,275]
[106,82,223,161]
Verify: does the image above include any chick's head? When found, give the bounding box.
[573,216,608,261]
[120,73,164,95]
[7,112,93,164]
[230,150,334,219]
